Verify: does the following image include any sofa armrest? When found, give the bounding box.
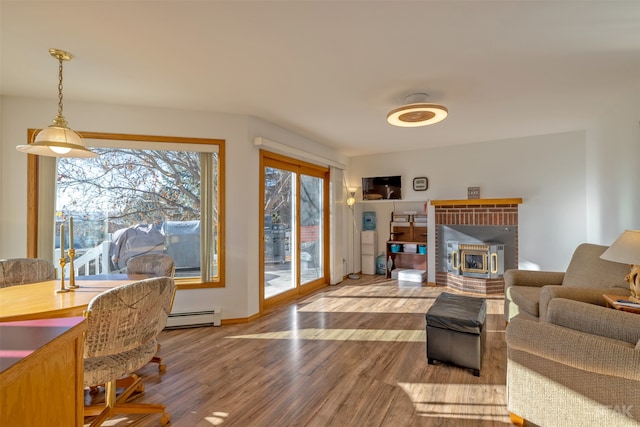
[545,298,640,345]
[538,286,630,322]
[506,317,640,381]
[504,269,565,290]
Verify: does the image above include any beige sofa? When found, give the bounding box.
[506,298,640,426]
[504,243,630,322]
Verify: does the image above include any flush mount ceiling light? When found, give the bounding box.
[387,93,448,127]
[16,49,98,158]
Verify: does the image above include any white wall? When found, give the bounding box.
[0,96,344,320]
[585,87,640,244]
[348,131,588,279]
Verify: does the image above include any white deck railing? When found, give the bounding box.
[62,241,112,277]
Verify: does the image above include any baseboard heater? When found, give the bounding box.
[165,309,221,329]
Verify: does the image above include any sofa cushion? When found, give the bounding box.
[563,243,630,289]
[509,286,542,317]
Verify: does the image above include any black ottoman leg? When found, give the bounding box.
[428,358,436,365]
[472,369,480,377]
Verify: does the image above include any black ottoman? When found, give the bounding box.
[425,292,487,376]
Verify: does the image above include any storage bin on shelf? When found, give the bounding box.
[403,243,418,253]
[414,213,427,223]
[390,244,402,253]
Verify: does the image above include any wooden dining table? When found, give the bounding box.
[0,274,148,322]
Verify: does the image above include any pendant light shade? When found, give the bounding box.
[16,49,98,158]
[18,123,97,158]
[387,93,448,127]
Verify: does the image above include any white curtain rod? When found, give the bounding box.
[254,137,347,170]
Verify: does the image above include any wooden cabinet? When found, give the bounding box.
[386,212,427,279]
[0,317,86,426]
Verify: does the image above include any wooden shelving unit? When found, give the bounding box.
[386,212,427,279]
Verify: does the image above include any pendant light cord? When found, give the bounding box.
[57,57,64,117]
[52,55,68,127]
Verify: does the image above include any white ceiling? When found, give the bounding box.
[2,1,639,157]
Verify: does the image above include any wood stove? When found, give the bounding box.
[446,241,505,279]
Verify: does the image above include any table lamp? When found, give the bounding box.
[600,230,640,303]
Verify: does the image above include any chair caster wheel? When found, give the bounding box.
[161,412,171,425]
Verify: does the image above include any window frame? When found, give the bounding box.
[26,130,226,290]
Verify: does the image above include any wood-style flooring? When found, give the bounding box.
[85,276,510,426]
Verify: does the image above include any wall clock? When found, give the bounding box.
[413,177,428,191]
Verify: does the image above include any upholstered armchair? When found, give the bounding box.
[83,277,176,426]
[506,298,640,426]
[504,243,630,322]
[0,258,55,288]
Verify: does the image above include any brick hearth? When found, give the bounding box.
[436,271,506,294]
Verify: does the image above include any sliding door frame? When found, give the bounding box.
[259,150,330,312]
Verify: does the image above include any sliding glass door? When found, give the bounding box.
[263,165,296,298]
[300,174,323,285]
[261,152,329,307]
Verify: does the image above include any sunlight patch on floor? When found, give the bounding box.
[398,382,510,422]
[228,328,426,342]
[298,296,437,313]
[204,411,229,425]
[327,284,439,298]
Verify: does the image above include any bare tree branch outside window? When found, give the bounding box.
[57,148,213,231]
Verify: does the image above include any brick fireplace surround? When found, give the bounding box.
[431,198,523,295]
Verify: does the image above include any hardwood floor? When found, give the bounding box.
[85,276,510,426]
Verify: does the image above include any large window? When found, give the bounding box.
[27,131,225,289]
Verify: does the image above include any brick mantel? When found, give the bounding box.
[432,199,522,227]
[431,198,523,206]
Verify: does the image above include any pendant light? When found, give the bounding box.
[16,49,98,158]
[387,93,448,127]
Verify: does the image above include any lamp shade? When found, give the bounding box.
[600,230,640,265]
[16,126,98,158]
[346,190,356,207]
